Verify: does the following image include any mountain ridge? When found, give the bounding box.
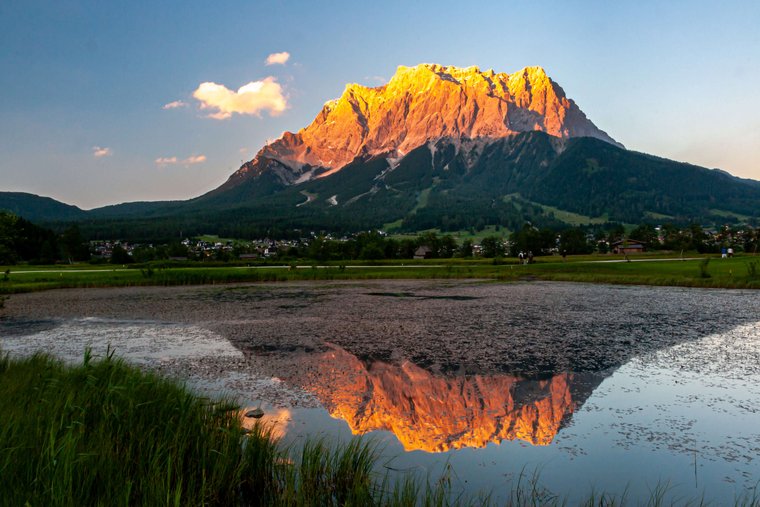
[3,131,759,235]
[2,63,760,237]
[0,192,86,222]
[214,63,621,194]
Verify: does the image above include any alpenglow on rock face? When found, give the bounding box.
[225,63,621,187]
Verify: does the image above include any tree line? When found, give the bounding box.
[0,212,88,264]
[3,209,759,265]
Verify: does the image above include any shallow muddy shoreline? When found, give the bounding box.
[3,279,760,409]
[3,279,759,377]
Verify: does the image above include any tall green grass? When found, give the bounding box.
[0,350,252,505]
[0,351,461,506]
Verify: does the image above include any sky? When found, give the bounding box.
[1,0,759,209]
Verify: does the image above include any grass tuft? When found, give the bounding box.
[699,258,711,278]
[0,351,250,505]
[0,351,457,506]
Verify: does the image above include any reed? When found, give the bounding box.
[0,351,450,506]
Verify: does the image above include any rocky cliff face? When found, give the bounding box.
[299,347,587,452]
[222,63,621,188]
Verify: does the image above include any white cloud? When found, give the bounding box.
[155,155,206,167]
[265,51,290,66]
[192,78,287,120]
[184,155,206,164]
[162,100,188,110]
[92,146,112,158]
[155,156,178,166]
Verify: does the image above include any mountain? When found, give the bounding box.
[0,192,86,222]
[205,63,621,201]
[174,130,758,238]
[187,63,758,235]
[3,63,759,237]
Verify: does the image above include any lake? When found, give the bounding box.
[2,280,759,503]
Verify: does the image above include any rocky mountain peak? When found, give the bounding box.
[237,63,622,186]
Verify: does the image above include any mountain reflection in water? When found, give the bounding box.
[285,346,607,452]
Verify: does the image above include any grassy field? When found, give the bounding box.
[385,225,511,242]
[503,193,610,226]
[524,256,760,288]
[197,234,238,244]
[710,208,753,221]
[1,254,759,294]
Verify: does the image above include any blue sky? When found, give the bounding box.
[1,0,758,209]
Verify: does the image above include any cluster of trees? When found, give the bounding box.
[0,212,88,264]
[99,222,760,264]
[105,221,760,265]
[625,223,759,254]
[505,224,596,256]
[4,207,760,266]
[288,232,472,261]
[507,221,760,257]
[112,243,196,264]
[289,227,601,261]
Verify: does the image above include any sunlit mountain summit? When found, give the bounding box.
[217,63,620,191]
[4,64,760,232]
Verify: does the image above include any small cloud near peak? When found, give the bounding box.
[162,100,188,110]
[155,155,206,167]
[192,78,287,120]
[265,51,290,66]
[184,155,206,164]
[92,146,112,158]
[155,156,178,166]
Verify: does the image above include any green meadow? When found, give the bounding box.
[1,254,758,295]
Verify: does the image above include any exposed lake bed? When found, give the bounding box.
[2,280,760,503]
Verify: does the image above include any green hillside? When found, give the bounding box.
[0,192,86,222]
[4,132,760,240]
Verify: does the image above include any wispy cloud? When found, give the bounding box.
[92,146,112,158]
[192,78,287,120]
[155,155,206,167]
[155,156,178,166]
[265,51,290,66]
[184,155,206,164]
[162,100,188,110]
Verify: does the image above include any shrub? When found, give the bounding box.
[698,258,711,278]
[747,260,759,279]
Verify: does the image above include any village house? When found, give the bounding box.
[413,246,433,259]
[611,239,646,254]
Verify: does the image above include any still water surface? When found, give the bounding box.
[2,281,759,503]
